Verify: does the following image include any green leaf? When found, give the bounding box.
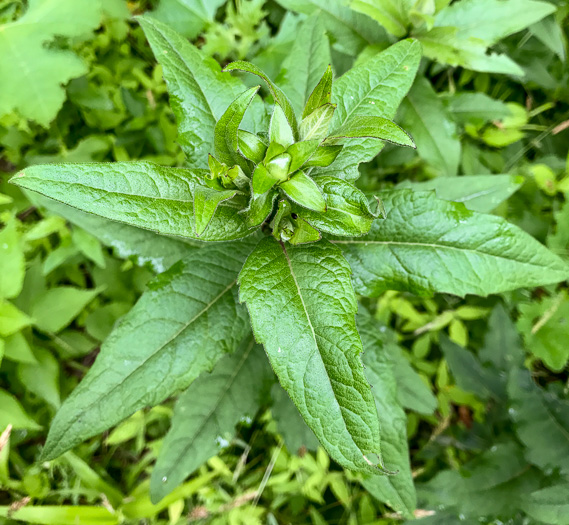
[193,186,238,237]
[323,39,421,182]
[225,61,299,138]
[396,174,523,213]
[149,0,226,39]
[287,140,321,173]
[304,145,343,168]
[271,383,319,453]
[302,66,333,119]
[138,16,263,168]
[530,16,566,61]
[0,300,32,337]
[11,162,254,242]
[279,14,331,116]
[521,484,569,525]
[214,86,260,170]
[399,76,460,177]
[244,191,278,228]
[150,339,273,502]
[3,332,38,365]
[238,238,382,474]
[326,115,415,147]
[17,348,61,409]
[350,0,412,37]
[252,164,279,195]
[0,506,118,525]
[295,177,376,237]
[0,0,103,125]
[446,92,511,124]
[0,388,41,431]
[280,171,327,212]
[31,286,102,333]
[479,304,524,370]
[0,217,25,300]
[238,130,267,164]
[289,217,322,245]
[508,368,569,475]
[29,195,196,275]
[269,105,295,147]
[300,103,337,141]
[41,241,255,460]
[267,153,293,183]
[333,190,568,298]
[434,0,556,46]
[358,309,416,518]
[517,293,569,371]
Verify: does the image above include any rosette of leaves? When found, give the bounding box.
[10,15,568,511]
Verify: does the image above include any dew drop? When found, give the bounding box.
[277,347,282,353]
[162,476,167,483]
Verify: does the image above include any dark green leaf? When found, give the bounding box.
[521,484,569,524]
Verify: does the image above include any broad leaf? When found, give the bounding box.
[279,14,332,116]
[508,368,569,475]
[333,190,568,297]
[399,76,460,177]
[326,115,415,147]
[41,241,256,460]
[358,309,416,518]
[300,104,336,141]
[149,0,225,39]
[321,39,421,182]
[397,174,523,213]
[0,389,41,431]
[521,484,569,524]
[479,304,524,370]
[350,0,413,37]
[0,218,25,300]
[150,339,273,502]
[138,16,265,168]
[193,186,238,237]
[11,162,254,242]
[238,238,382,474]
[446,92,511,124]
[280,171,327,212]
[295,177,376,237]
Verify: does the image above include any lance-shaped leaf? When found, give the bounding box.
[303,66,333,119]
[224,61,299,138]
[238,238,382,474]
[320,39,421,182]
[325,116,415,148]
[138,16,264,168]
[270,105,295,147]
[11,162,254,242]
[280,171,327,212]
[244,190,278,228]
[300,103,336,141]
[289,217,322,245]
[40,241,256,460]
[279,14,332,117]
[295,177,376,237]
[238,130,267,164]
[358,309,416,518]
[214,86,260,170]
[332,190,568,297]
[150,339,274,502]
[287,139,321,173]
[304,145,343,168]
[193,185,238,237]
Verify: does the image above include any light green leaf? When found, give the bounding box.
[149,0,225,39]
[193,186,238,237]
[71,227,106,269]
[296,177,376,237]
[396,174,523,213]
[0,505,118,525]
[138,16,264,168]
[521,484,569,524]
[300,103,336,141]
[11,162,254,242]
[238,238,382,474]
[358,309,416,518]
[0,0,103,125]
[287,140,321,173]
[289,217,322,245]
[17,348,61,408]
[238,130,267,164]
[270,105,295,147]
[29,194,196,275]
[0,300,32,337]
[350,0,412,37]
[399,76,460,176]
[322,39,421,182]
[279,14,331,116]
[446,92,511,124]
[0,389,41,431]
[0,217,25,300]
[31,286,102,333]
[280,171,327,212]
[434,0,556,46]
[225,61,299,138]
[41,241,256,460]
[302,66,333,119]
[3,332,38,364]
[326,115,415,147]
[333,190,568,297]
[508,368,569,475]
[214,86,260,170]
[304,145,343,168]
[517,292,569,371]
[150,339,273,502]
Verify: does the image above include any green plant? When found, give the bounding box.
[5,2,569,520]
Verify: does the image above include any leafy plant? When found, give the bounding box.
[9,12,568,510]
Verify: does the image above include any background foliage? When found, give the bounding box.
[1,0,569,523]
